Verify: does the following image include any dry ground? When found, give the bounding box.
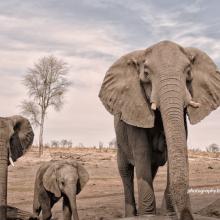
[7,148,220,220]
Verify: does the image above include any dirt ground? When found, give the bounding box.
[7,147,220,220]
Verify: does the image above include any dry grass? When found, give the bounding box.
[7,147,220,220]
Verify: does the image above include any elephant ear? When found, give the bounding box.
[76,163,89,194]
[9,115,34,162]
[43,165,61,197]
[99,50,154,128]
[185,47,220,124]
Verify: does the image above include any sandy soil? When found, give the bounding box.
[7,148,220,220]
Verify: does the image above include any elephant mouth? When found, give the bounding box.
[150,110,167,166]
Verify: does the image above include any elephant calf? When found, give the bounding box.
[32,160,89,220]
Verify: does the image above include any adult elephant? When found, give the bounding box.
[0,115,34,220]
[99,41,220,220]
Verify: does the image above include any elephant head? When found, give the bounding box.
[0,115,34,219]
[99,41,220,219]
[43,160,89,220]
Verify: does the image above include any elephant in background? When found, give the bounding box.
[99,41,220,219]
[32,160,89,220]
[0,115,34,220]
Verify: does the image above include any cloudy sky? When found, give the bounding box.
[1,0,220,149]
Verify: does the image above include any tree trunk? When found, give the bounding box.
[0,137,8,220]
[38,113,45,157]
[159,74,192,219]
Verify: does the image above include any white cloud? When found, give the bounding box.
[0,74,25,116]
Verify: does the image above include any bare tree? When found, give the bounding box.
[78,142,84,148]
[206,143,220,153]
[61,139,68,148]
[21,55,72,156]
[51,140,60,148]
[67,140,73,148]
[109,138,117,148]
[99,141,104,150]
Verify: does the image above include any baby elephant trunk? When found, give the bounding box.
[70,197,79,220]
[65,186,79,220]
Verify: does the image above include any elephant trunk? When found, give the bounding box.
[159,74,193,219]
[0,137,8,220]
[70,195,79,220]
[65,186,79,220]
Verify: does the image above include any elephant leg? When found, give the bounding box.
[32,192,42,217]
[117,148,137,217]
[63,195,72,220]
[127,126,156,215]
[32,203,41,218]
[38,189,52,220]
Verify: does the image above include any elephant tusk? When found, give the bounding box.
[189,100,201,108]
[151,102,157,110]
[9,157,15,167]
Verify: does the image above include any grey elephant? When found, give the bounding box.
[32,160,89,220]
[99,41,220,220]
[0,115,34,220]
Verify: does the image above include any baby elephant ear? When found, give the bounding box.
[99,49,154,128]
[185,47,220,124]
[43,165,61,198]
[76,163,89,194]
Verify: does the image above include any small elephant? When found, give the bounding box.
[32,160,89,220]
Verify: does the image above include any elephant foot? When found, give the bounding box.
[29,214,40,220]
[161,189,175,215]
[125,203,137,217]
[180,209,194,220]
[137,178,156,215]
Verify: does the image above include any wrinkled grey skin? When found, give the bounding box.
[0,115,34,220]
[32,160,89,220]
[99,41,220,220]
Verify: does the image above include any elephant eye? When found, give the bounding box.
[145,69,149,75]
[144,64,149,73]
[60,180,65,186]
[185,66,192,81]
[144,67,151,79]
[140,64,151,83]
